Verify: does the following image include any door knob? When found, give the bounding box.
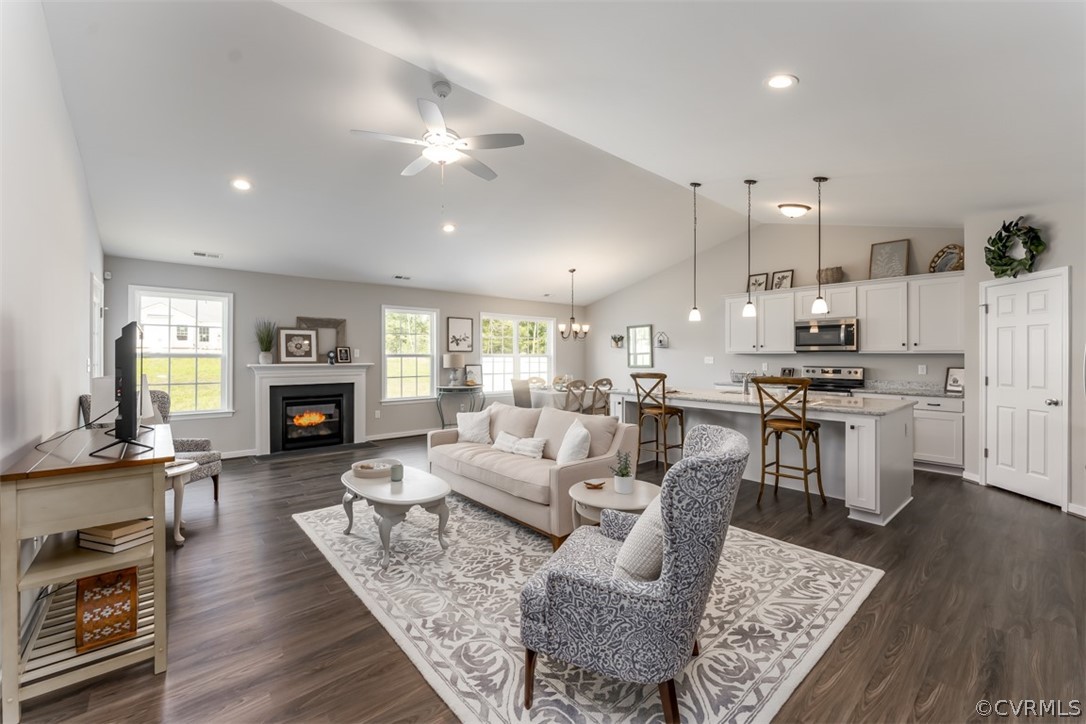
[1044,398,1061,406]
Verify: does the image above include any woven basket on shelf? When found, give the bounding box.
[817,267,844,284]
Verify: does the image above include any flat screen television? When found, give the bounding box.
[113,321,144,442]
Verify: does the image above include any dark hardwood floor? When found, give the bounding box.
[22,437,1084,723]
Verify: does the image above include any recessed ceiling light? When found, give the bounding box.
[231,177,252,191]
[767,74,799,89]
[778,203,812,218]
[442,222,456,233]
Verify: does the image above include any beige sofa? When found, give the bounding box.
[428,402,638,547]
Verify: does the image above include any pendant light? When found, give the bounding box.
[811,176,830,315]
[558,268,589,340]
[688,182,702,322]
[742,179,757,318]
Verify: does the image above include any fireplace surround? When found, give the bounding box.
[250,363,372,455]
[270,383,354,453]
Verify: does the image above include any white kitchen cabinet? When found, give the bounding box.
[844,418,879,512]
[857,281,909,352]
[908,275,964,352]
[854,392,964,467]
[795,285,857,321]
[724,292,794,354]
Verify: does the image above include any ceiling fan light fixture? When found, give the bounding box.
[778,203,811,218]
[767,74,799,89]
[422,145,460,165]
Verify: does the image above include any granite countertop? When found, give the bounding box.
[855,386,963,399]
[612,388,915,416]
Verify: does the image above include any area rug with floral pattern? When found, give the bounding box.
[294,493,882,723]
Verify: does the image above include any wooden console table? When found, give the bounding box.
[1,425,174,723]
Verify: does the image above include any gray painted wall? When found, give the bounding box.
[103,256,588,454]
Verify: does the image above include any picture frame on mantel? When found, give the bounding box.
[278,329,318,363]
[869,238,910,279]
[447,317,473,352]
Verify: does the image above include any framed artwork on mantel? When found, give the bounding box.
[278,329,318,363]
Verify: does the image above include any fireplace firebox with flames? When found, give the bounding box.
[270,383,354,453]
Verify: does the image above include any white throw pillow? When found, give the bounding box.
[511,437,546,459]
[456,407,492,444]
[493,431,519,453]
[613,495,664,581]
[555,419,591,465]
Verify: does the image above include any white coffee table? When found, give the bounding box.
[569,478,660,528]
[340,466,452,569]
[164,459,200,545]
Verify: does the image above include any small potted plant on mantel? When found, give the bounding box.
[610,451,634,494]
[255,319,277,364]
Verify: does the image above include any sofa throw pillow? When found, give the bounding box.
[489,402,543,441]
[511,437,546,459]
[457,407,492,444]
[493,431,519,453]
[614,495,664,582]
[555,419,591,464]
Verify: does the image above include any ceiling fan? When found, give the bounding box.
[351,80,524,181]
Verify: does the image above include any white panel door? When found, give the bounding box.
[984,273,1067,506]
[90,274,104,376]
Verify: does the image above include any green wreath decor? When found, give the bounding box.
[984,216,1046,278]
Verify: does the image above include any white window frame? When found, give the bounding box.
[381,305,439,403]
[128,285,234,419]
[480,313,556,393]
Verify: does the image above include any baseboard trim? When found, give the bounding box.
[223,448,258,460]
[1068,503,1086,519]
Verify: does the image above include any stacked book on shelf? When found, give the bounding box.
[78,518,153,553]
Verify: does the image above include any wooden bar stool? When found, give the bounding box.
[631,372,685,468]
[751,376,825,514]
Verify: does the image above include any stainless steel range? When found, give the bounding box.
[798,366,864,396]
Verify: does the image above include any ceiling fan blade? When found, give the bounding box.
[455,152,497,181]
[401,155,433,176]
[349,129,426,146]
[417,99,447,135]
[459,133,525,150]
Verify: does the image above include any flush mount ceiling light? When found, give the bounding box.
[743,180,757,318]
[688,182,702,322]
[778,203,811,218]
[811,176,830,315]
[767,74,799,89]
[230,178,252,191]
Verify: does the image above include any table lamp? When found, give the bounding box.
[442,353,465,385]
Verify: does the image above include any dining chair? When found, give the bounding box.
[631,372,684,467]
[750,376,825,514]
[587,377,613,415]
[563,379,589,412]
[511,379,532,408]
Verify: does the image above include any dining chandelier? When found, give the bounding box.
[558,268,589,340]
[688,182,702,322]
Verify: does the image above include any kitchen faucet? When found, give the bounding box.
[743,371,758,395]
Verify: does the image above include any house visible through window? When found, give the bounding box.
[383,307,437,401]
[130,286,233,414]
[481,314,554,392]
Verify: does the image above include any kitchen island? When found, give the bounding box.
[610,389,916,525]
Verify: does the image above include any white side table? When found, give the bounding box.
[164,459,200,545]
[568,478,660,528]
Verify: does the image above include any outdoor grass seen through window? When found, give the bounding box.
[383,308,436,400]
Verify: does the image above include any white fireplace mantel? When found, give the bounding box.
[249,363,373,454]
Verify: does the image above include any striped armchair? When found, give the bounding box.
[79,390,221,501]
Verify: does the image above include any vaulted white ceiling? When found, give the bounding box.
[42,1,1084,303]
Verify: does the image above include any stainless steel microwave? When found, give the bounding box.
[794,318,859,352]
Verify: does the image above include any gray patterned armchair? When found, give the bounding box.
[520,425,749,723]
[79,389,221,501]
